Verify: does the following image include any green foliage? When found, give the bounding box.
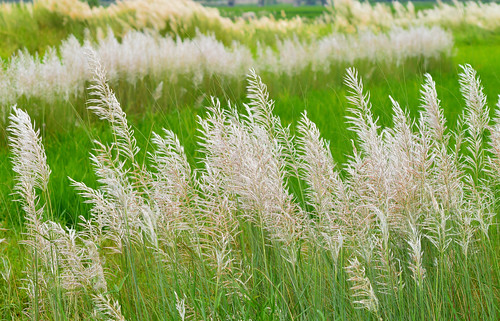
[85,0,101,8]
[217,4,328,20]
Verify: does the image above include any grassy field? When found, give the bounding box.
[0,1,499,320]
[1,35,498,225]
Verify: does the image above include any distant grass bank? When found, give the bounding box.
[216,4,328,19]
[214,2,439,20]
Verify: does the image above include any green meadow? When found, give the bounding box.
[0,1,499,320]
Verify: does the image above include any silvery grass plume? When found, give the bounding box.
[92,294,127,321]
[29,0,500,38]
[407,224,426,288]
[459,64,494,240]
[77,52,247,307]
[490,98,500,179]
[8,106,51,224]
[344,67,388,193]
[372,209,404,296]
[71,49,151,252]
[86,49,139,163]
[35,0,302,35]
[149,129,196,243]
[75,51,237,289]
[8,105,121,319]
[197,69,310,269]
[345,256,380,315]
[7,108,48,176]
[296,111,348,263]
[343,68,401,263]
[340,65,497,296]
[7,106,51,318]
[417,73,459,256]
[175,292,187,321]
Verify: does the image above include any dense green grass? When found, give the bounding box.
[215,1,439,20]
[0,5,111,59]
[216,4,329,20]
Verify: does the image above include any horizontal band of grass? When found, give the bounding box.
[0,0,330,59]
[1,0,500,61]
[0,25,452,112]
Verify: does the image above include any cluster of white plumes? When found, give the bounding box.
[0,26,451,107]
[328,0,500,32]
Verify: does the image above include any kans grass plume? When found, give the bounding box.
[8,90,124,319]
